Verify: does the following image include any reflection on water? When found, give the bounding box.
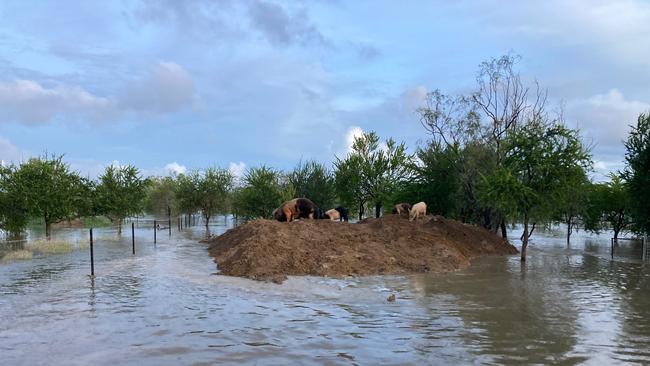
[0,222,649,365]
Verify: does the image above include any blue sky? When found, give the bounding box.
[0,1,648,180]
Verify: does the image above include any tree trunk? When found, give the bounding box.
[566,219,573,246]
[521,216,529,262]
[117,218,123,236]
[45,221,52,239]
[614,228,620,242]
[358,202,364,221]
[205,215,210,229]
[375,202,381,218]
[500,220,507,241]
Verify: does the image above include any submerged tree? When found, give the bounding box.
[96,164,148,235]
[480,121,591,261]
[0,165,29,237]
[12,155,88,238]
[554,168,591,246]
[584,175,634,241]
[418,54,547,240]
[146,176,178,217]
[196,168,233,228]
[624,113,650,235]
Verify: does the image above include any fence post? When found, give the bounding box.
[154,220,157,245]
[89,228,94,277]
[131,222,135,255]
[168,206,172,236]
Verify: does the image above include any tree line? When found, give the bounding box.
[0,55,648,262]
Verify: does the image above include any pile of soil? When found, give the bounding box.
[204,215,518,283]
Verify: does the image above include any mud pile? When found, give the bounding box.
[205,215,518,283]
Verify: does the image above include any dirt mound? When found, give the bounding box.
[204,215,518,283]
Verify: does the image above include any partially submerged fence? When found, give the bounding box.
[0,214,203,277]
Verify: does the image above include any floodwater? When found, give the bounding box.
[1,220,649,365]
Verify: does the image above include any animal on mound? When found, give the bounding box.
[273,198,319,222]
[324,208,340,221]
[335,206,349,222]
[409,201,427,221]
[323,206,349,222]
[392,203,412,216]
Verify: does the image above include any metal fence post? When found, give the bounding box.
[89,228,94,277]
[131,222,135,255]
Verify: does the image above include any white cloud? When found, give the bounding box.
[469,0,650,67]
[593,160,607,170]
[164,162,187,175]
[568,88,650,146]
[0,79,115,124]
[0,136,28,165]
[342,125,364,156]
[0,61,196,125]
[228,161,246,179]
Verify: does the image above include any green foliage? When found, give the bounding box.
[145,176,178,216]
[10,155,88,237]
[584,175,633,240]
[479,120,592,258]
[174,168,233,225]
[624,113,650,234]
[334,154,366,219]
[175,173,200,215]
[334,131,414,219]
[389,143,459,216]
[197,168,233,226]
[289,160,336,210]
[553,168,590,244]
[96,164,148,232]
[0,164,29,236]
[232,166,292,220]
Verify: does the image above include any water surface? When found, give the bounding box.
[1,221,649,365]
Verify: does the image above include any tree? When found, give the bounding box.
[418,54,547,240]
[0,164,29,237]
[389,143,459,216]
[196,167,233,228]
[175,173,200,218]
[232,166,292,220]
[12,155,88,238]
[480,121,591,261]
[334,154,366,220]
[96,164,148,235]
[624,113,650,234]
[289,160,336,210]
[334,131,414,219]
[584,175,633,241]
[146,176,178,216]
[554,167,590,246]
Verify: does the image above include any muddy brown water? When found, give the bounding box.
[1,220,649,365]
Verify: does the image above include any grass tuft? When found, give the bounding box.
[26,240,74,254]
[2,249,33,262]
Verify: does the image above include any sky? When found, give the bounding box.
[0,0,649,180]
